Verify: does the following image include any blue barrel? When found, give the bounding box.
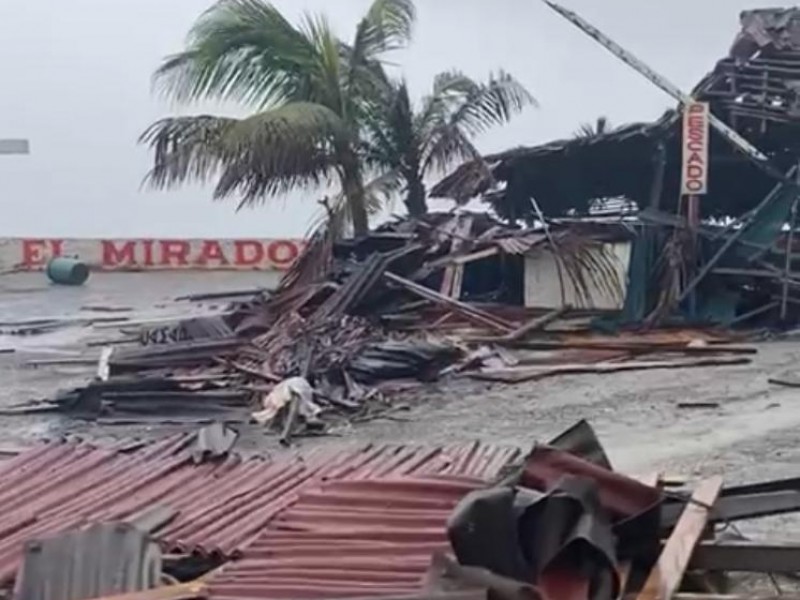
[46,257,90,286]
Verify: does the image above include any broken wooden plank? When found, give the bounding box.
[384,271,514,334]
[467,307,572,344]
[215,358,281,383]
[636,476,723,600]
[471,357,751,384]
[508,340,757,356]
[421,248,501,278]
[506,307,571,341]
[440,215,474,299]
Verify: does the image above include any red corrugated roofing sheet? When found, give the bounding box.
[209,477,483,600]
[0,436,518,586]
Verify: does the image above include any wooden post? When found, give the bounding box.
[781,197,798,321]
[687,195,700,232]
[649,142,667,210]
[685,194,701,316]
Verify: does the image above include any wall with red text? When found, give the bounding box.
[0,238,305,272]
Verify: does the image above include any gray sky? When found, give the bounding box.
[0,0,780,238]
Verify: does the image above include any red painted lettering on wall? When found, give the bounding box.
[160,240,190,266]
[196,240,229,266]
[142,240,155,267]
[21,239,55,267]
[102,240,137,267]
[234,240,264,266]
[11,238,304,271]
[267,240,299,268]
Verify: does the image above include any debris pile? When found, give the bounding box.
[1,421,800,600]
[18,213,756,436]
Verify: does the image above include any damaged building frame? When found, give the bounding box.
[432,4,800,328]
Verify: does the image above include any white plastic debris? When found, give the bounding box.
[252,376,320,426]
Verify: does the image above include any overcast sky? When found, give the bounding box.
[0,0,781,238]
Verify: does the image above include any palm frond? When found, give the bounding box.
[421,70,535,175]
[221,102,347,204]
[423,126,483,175]
[141,102,347,206]
[342,0,414,123]
[538,233,624,309]
[416,71,476,136]
[361,80,418,171]
[298,13,347,113]
[140,115,237,189]
[154,0,318,107]
[446,71,536,137]
[351,0,415,61]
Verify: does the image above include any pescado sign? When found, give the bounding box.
[681,102,710,196]
[0,238,305,272]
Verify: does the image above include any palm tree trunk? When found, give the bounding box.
[404,174,427,217]
[340,155,369,236]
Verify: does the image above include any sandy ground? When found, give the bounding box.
[3,270,800,545]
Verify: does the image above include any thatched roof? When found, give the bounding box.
[431,7,800,223]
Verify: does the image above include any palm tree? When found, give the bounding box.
[364,72,535,217]
[140,0,415,236]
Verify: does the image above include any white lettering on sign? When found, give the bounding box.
[681,102,710,196]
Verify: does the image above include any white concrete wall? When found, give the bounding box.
[0,238,305,273]
[524,241,631,310]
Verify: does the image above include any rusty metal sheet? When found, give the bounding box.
[209,477,482,600]
[0,438,517,586]
[521,445,661,519]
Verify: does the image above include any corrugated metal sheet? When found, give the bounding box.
[208,477,484,600]
[16,521,160,600]
[0,436,518,587]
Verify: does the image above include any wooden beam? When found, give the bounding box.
[636,476,723,600]
[384,271,514,334]
[678,172,796,303]
[472,357,750,385]
[465,307,570,344]
[649,142,667,210]
[690,540,800,574]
